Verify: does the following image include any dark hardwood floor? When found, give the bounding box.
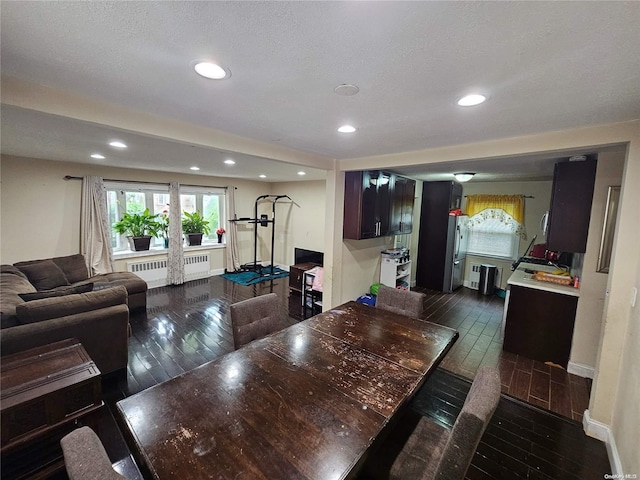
[87,275,608,479]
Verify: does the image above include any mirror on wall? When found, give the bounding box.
[597,186,620,273]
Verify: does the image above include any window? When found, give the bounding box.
[465,195,526,261]
[106,182,225,252]
[466,212,520,260]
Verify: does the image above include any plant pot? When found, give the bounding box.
[163,238,169,248]
[127,236,152,251]
[217,234,223,243]
[185,233,203,246]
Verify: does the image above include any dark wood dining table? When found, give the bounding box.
[116,301,458,480]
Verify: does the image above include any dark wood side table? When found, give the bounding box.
[288,262,320,319]
[1,338,103,480]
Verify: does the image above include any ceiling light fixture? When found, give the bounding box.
[109,141,127,148]
[334,84,360,96]
[338,125,357,133]
[194,62,230,80]
[190,166,200,171]
[457,94,487,107]
[297,171,306,176]
[259,174,266,179]
[453,172,476,182]
[224,159,236,165]
[90,153,105,159]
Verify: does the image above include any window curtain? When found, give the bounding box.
[166,181,185,285]
[225,185,241,272]
[81,176,114,275]
[466,194,527,239]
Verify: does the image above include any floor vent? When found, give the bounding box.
[467,263,503,290]
[127,253,211,288]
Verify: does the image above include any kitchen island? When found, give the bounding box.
[502,262,580,368]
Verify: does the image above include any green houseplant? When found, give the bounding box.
[113,208,161,251]
[182,211,210,246]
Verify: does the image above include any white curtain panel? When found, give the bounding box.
[81,176,114,275]
[226,185,241,272]
[167,181,185,285]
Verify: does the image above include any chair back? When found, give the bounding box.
[433,366,501,479]
[376,285,425,318]
[61,426,128,480]
[230,293,284,349]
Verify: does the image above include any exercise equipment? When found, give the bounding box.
[230,194,292,276]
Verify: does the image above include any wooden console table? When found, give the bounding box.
[1,338,103,479]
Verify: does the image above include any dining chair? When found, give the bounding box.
[389,366,501,480]
[60,426,128,480]
[230,293,286,350]
[375,284,426,318]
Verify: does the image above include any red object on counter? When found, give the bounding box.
[449,208,463,216]
[573,276,580,288]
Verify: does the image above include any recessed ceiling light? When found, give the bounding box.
[194,62,230,80]
[224,159,235,165]
[90,153,105,159]
[338,125,357,133]
[334,84,360,96]
[259,174,266,179]
[457,94,487,107]
[109,141,127,148]
[297,171,306,176]
[190,166,200,171]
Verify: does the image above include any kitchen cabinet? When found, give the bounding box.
[546,158,597,253]
[503,265,579,367]
[343,170,393,239]
[415,181,463,290]
[389,176,416,235]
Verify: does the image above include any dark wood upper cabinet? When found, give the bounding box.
[344,171,413,240]
[390,176,416,235]
[546,158,597,253]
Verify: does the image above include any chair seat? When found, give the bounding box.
[389,418,450,480]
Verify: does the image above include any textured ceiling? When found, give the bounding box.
[1,1,639,181]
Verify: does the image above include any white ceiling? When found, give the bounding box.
[1,1,639,182]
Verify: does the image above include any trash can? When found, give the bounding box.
[478,264,497,296]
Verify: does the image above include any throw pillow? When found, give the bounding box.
[53,254,89,284]
[16,260,70,291]
[18,283,93,301]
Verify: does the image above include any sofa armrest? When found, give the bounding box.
[0,304,130,375]
[15,285,127,324]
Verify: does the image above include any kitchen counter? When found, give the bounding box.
[507,262,580,297]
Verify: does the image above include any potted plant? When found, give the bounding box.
[113,208,161,251]
[216,227,225,243]
[182,211,210,246]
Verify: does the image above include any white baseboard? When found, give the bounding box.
[567,361,595,379]
[211,268,225,276]
[583,410,623,475]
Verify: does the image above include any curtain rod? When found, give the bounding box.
[63,175,233,190]
[464,194,534,198]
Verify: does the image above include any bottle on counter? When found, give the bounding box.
[573,275,580,288]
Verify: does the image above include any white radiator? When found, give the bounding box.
[127,253,211,288]
[467,262,503,290]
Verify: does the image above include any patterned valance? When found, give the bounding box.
[467,208,527,239]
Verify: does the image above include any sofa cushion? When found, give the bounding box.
[1,266,37,329]
[16,260,70,291]
[19,283,94,302]
[53,254,89,284]
[16,285,128,325]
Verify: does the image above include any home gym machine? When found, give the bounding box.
[230,194,292,276]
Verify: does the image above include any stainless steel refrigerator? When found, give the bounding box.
[443,215,469,292]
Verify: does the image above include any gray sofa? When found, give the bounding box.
[0,254,147,374]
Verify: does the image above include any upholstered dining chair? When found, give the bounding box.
[389,366,501,480]
[375,285,426,318]
[61,426,128,480]
[229,293,286,350]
